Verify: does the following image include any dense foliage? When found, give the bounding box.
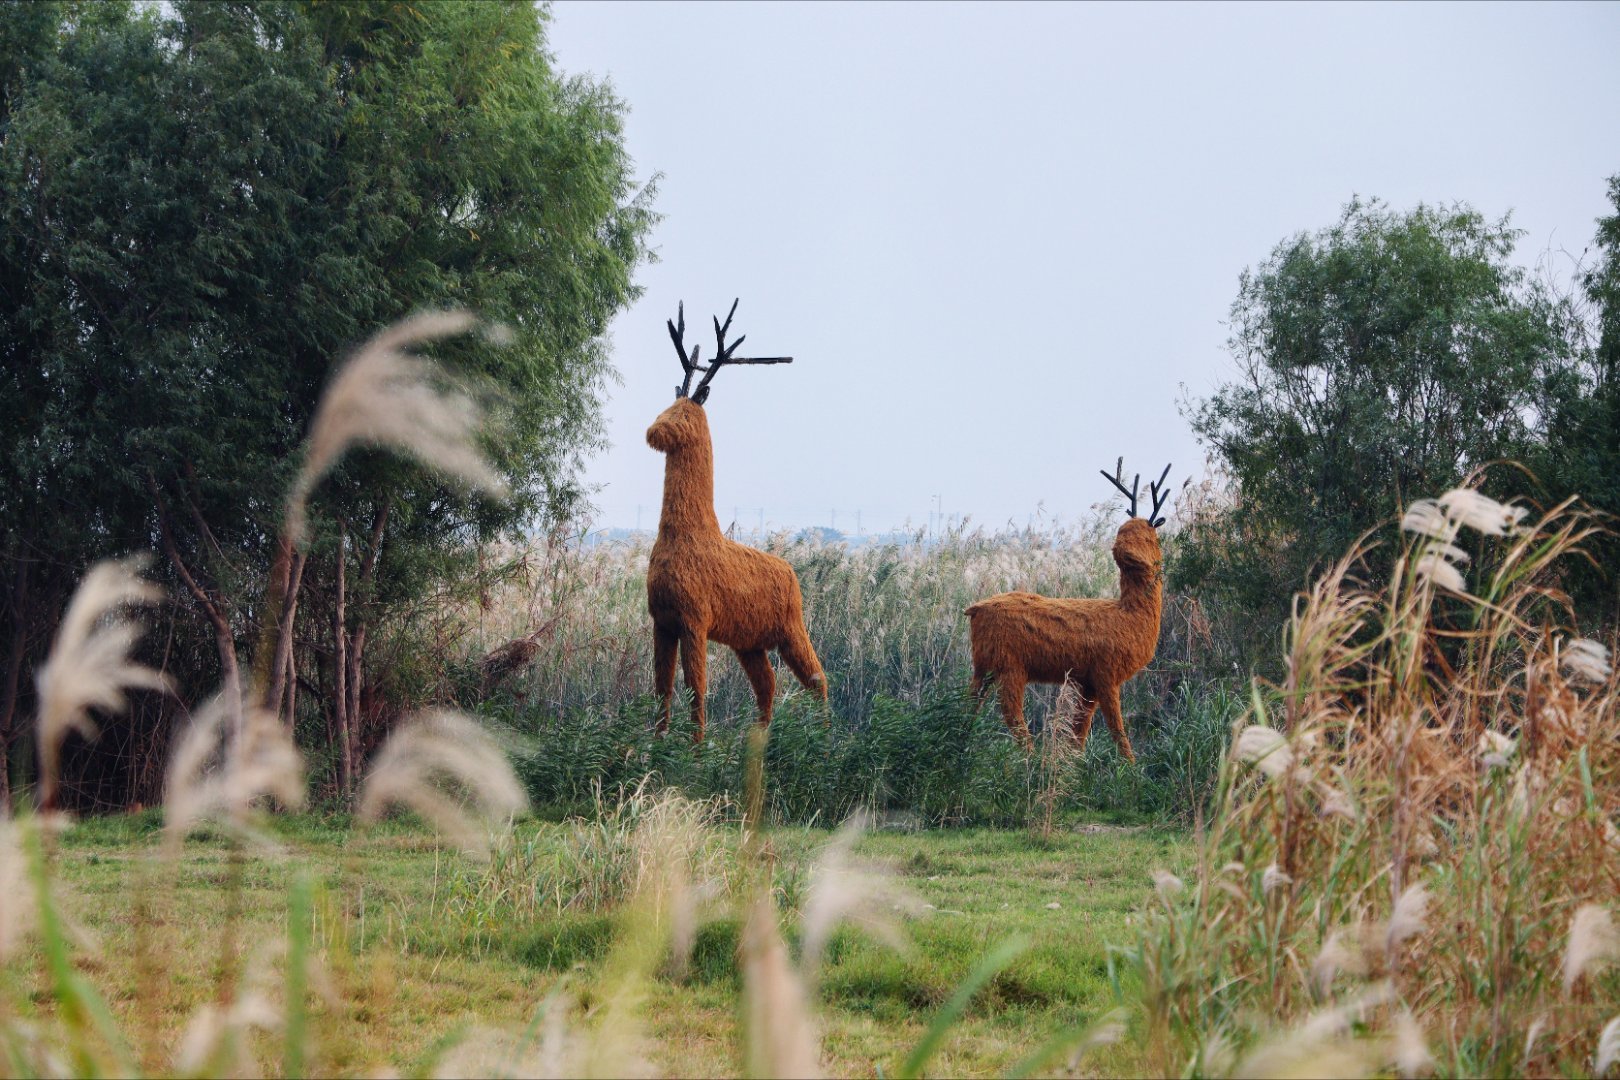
[0,0,654,807]
[1175,195,1597,668]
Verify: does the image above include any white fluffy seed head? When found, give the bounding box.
[1392,1010,1434,1078]
[1438,488,1528,537]
[35,556,168,807]
[1152,869,1186,902]
[1263,863,1293,895]
[801,813,922,979]
[1413,551,1468,593]
[741,895,821,1080]
[356,709,528,856]
[1562,639,1613,685]
[1597,1015,1620,1075]
[1564,904,1620,992]
[1401,499,1454,541]
[164,691,306,848]
[286,311,508,544]
[1234,725,1293,779]
[1386,884,1431,954]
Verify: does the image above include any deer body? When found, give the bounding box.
[645,306,826,741]
[968,467,1171,760]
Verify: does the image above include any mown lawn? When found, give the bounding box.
[38,813,1191,1077]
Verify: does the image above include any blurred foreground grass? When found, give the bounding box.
[47,813,1187,1077]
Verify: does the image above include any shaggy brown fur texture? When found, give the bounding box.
[645,398,826,741]
[966,518,1163,759]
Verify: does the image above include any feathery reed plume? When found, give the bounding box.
[35,556,168,810]
[1263,863,1292,895]
[357,709,528,855]
[173,988,281,1075]
[1385,883,1430,954]
[1598,1015,1620,1076]
[1412,550,1467,593]
[1437,488,1527,536]
[800,814,921,979]
[1563,904,1620,992]
[741,894,821,1079]
[1400,500,1454,541]
[1391,1010,1434,1078]
[285,311,508,543]
[1311,929,1362,996]
[1233,724,1296,780]
[1152,869,1186,903]
[1562,639,1613,685]
[163,690,305,848]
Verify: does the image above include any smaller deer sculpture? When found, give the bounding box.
[966,461,1172,759]
[645,300,828,742]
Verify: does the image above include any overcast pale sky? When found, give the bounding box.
[547,0,1619,535]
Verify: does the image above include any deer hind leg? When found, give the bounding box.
[679,630,709,744]
[1067,683,1099,751]
[653,626,678,734]
[1098,684,1136,763]
[737,649,776,727]
[778,625,828,704]
[996,671,1032,748]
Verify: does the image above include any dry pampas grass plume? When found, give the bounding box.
[742,893,822,1080]
[35,555,168,810]
[285,311,509,544]
[1563,904,1620,992]
[163,689,306,849]
[1597,1015,1620,1076]
[800,814,923,981]
[356,709,528,856]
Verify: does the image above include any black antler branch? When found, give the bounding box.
[1100,456,1140,517]
[668,301,709,398]
[1147,463,1173,527]
[687,297,793,405]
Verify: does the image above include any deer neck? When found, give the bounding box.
[1118,563,1163,625]
[658,438,723,541]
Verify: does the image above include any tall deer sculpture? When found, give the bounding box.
[966,461,1172,760]
[645,300,827,742]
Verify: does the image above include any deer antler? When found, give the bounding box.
[1100,459,1174,527]
[1100,457,1140,518]
[1146,463,1172,527]
[677,298,793,405]
[668,301,708,399]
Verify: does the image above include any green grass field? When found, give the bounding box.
[43,813,1190,1077]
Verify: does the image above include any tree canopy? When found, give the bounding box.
[0,0,655,806]
[1175,197,1577,665]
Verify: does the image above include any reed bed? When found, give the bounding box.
[1128,487,1620,1076]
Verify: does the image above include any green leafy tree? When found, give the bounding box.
[1539,175,1620,624]
[1176,197,1573,669]
[0,0,655,805]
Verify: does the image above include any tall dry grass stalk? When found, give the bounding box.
[1132,484,1620,1075]
[284,310,508,545]
[34,556,168,811]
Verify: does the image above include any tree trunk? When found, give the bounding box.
[334,522,351,796]
[152,483,242,739]
[0,554,30,810]
[346,500,388,778]
[266,549,306,725]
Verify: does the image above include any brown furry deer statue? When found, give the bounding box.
[645,300,827,742]
[966,461,1172,759]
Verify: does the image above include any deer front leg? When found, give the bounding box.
[679,630,709,744]
[737,649,776,727]
[996,671,1032,748]
[1068,685,1099,751]
[1097,684,1136,763]
[653,626,678,733]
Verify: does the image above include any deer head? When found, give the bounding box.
[1100,459,1172,575]
[666,299,792,406]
